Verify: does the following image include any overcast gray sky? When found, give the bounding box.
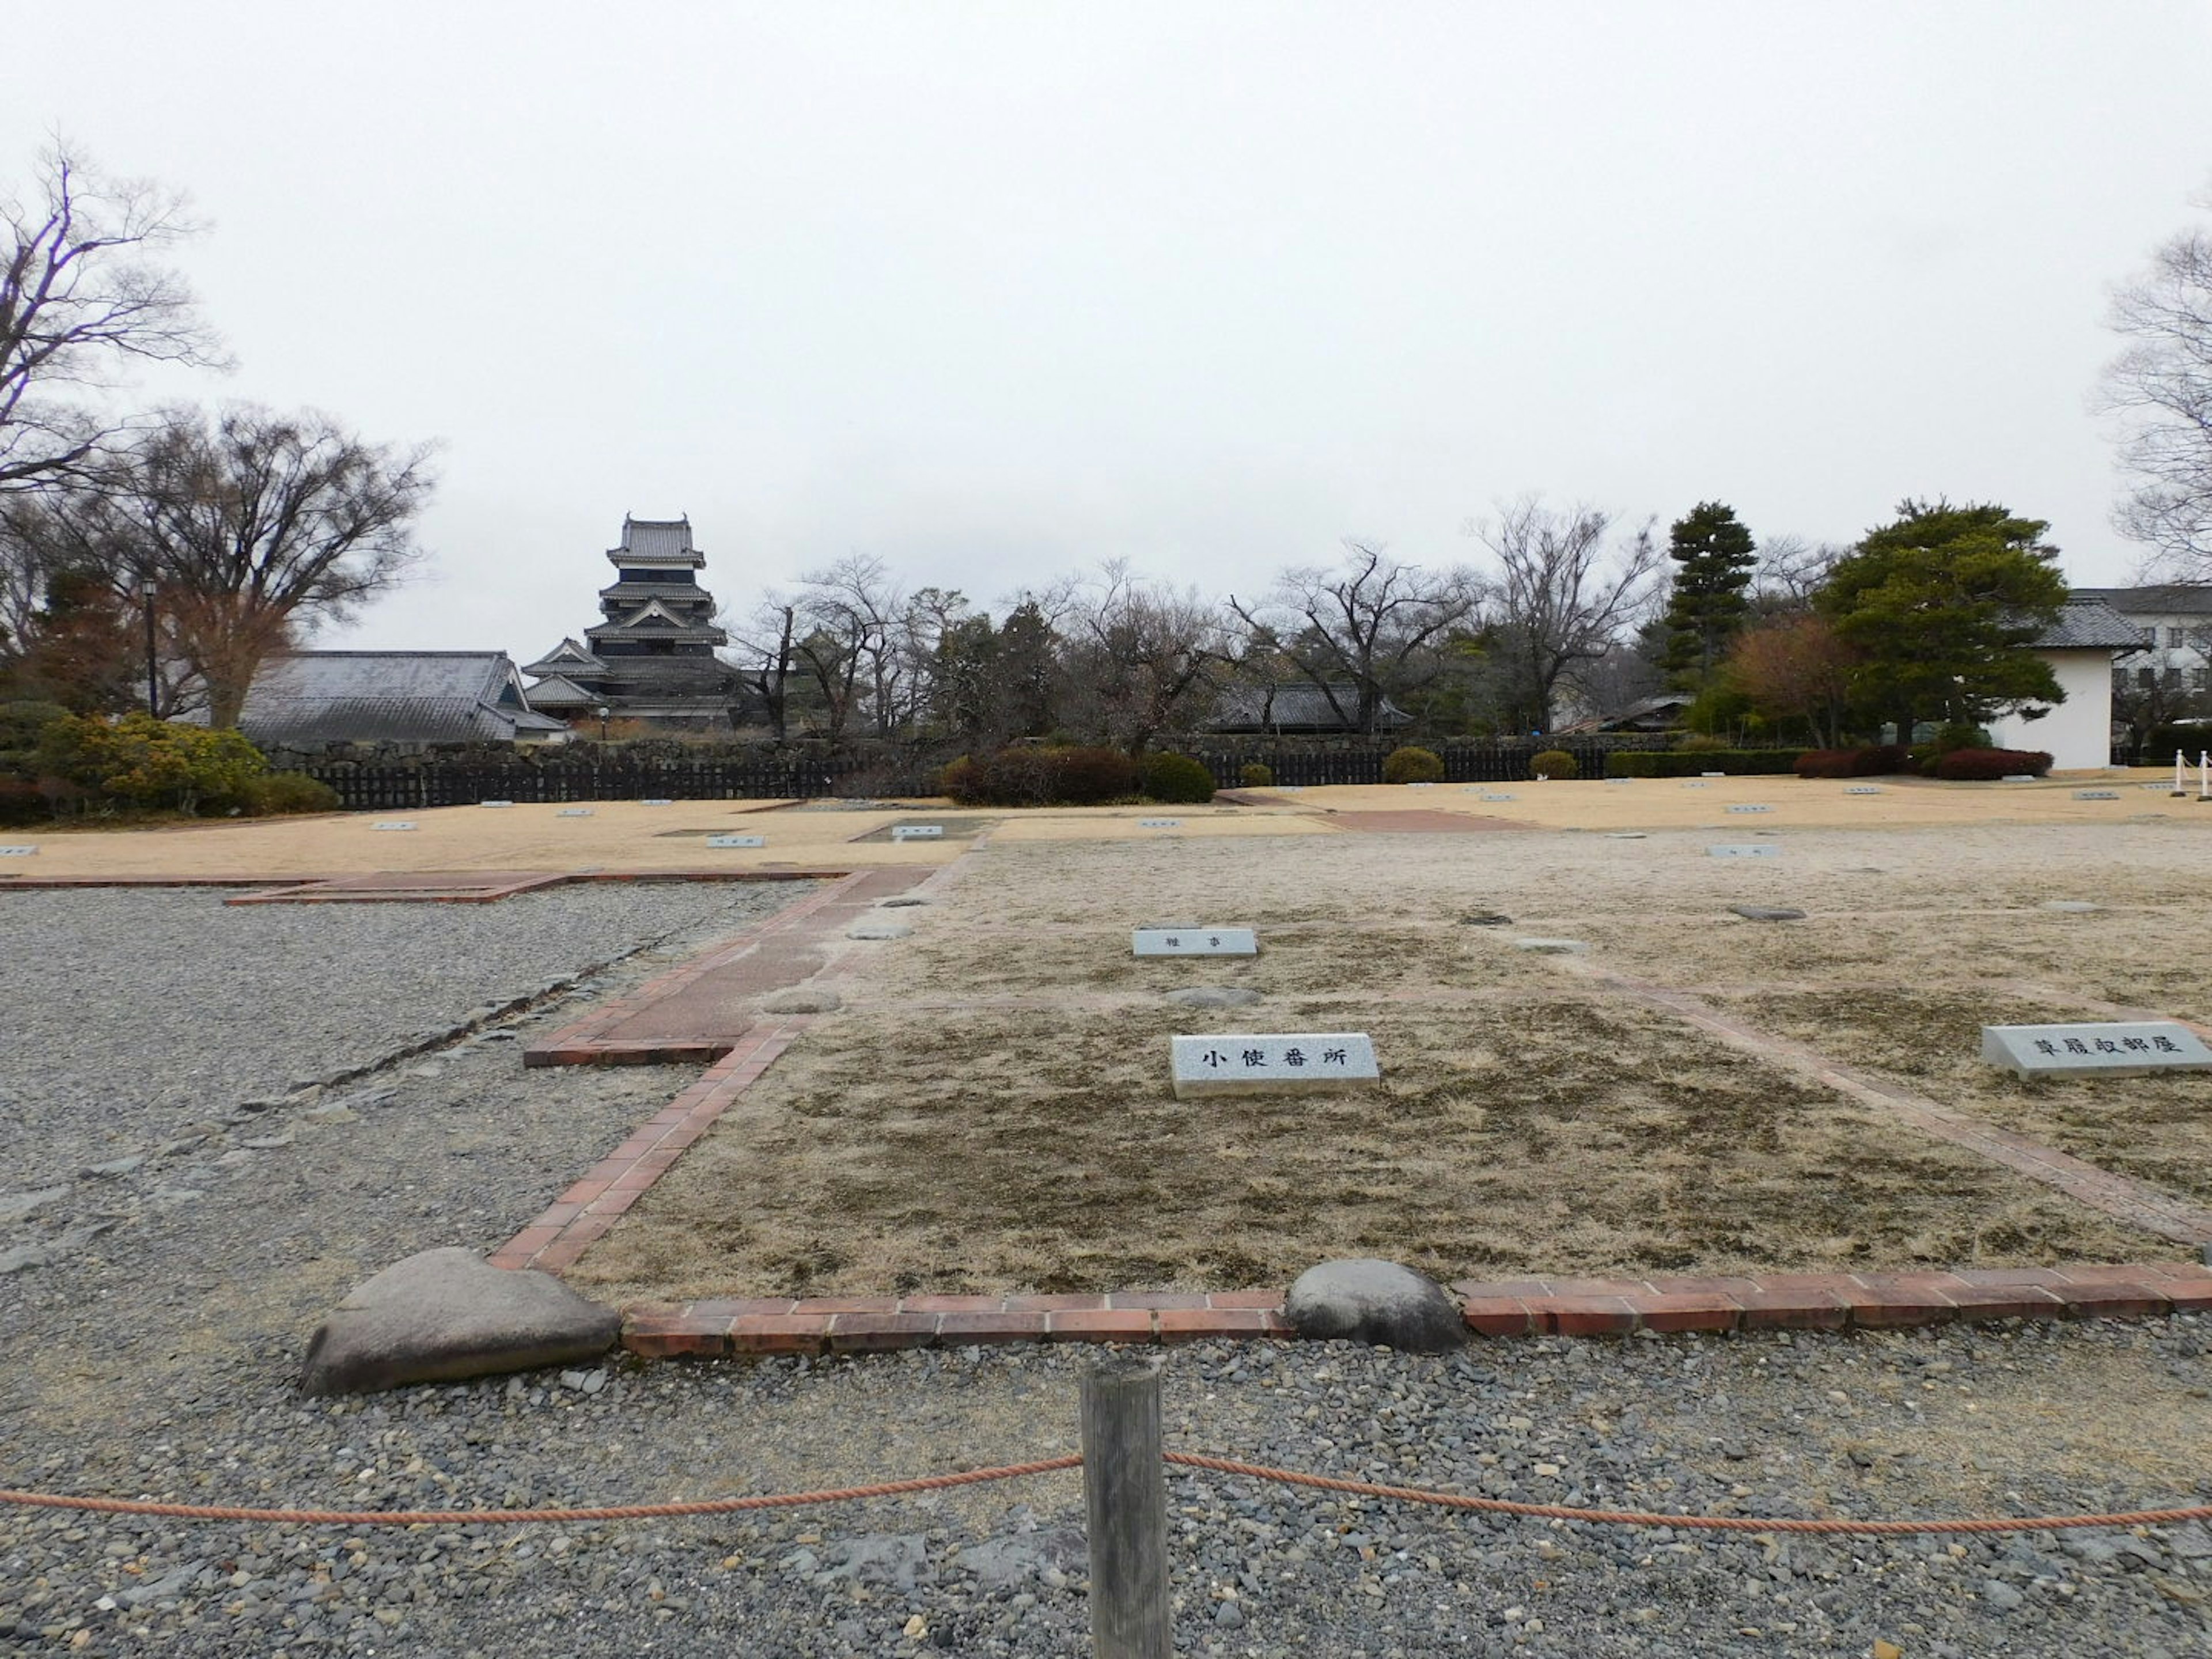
[13,2,2212,657]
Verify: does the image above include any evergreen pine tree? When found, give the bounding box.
[1657,501,1758,688]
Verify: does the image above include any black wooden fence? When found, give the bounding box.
[296,755,924,812]
[290,738,1690,810]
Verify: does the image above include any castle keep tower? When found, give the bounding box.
[522,515,740,727]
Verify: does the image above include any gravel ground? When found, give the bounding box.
[4,880,2212,1656]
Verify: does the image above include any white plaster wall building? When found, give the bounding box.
[1986,599,2147,770]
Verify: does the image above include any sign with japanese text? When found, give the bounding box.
[1134,927,1257,957]
[1981,1021,2212,1079]
[1171,1032,1379,1097]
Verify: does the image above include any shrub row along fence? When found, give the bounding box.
[290,739,1762,809]
[292,756,937,812]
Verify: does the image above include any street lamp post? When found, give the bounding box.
[136,577,158,717]
[597,704,611,743]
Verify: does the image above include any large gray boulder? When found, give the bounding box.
[1285,1259,1465,1351]
[301,1247,622,1396]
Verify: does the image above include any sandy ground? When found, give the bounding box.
[1,766,2192,878]
[572,815,2212,1302]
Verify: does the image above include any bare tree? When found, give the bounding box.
[2101,207,2212,575]
[780,555,903,744]
[1058,560,1229,752]
[84,404,433,725]
[1469,498,1662,732]
[2,141,225,494]
[1228,541,1482,732]
[1748,532,1846,618]
[722,597,798,741]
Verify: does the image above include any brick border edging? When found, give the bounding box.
[617,1263,2212,1357]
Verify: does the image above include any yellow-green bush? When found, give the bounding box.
[35,713,268,814]
[1530,748,1579,780]
[1381,745,1445,784]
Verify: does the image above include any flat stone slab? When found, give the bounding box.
[1844,786,1884,796]
[1726,804,1774,814]
[641,798,675,805]
[706,835,767,848]
[1512,937,1587,953]
[847,922,914,940]
[1171,1033,1378,1098]
[1459,912,1513,926]
[1680,782,1709,789]
[1729,905,1806,922]
[371,821,418,831]
[1982,1021,2212,1079]
[300,1247,621,1395]
[1602,832,1646,839]
[557,808,594,816]
[1134,927,1257,957]
[479,800,514,808]
[1138,819,1182,827]
[891,825,944,840]
[2073,790,2120,801]
[1285,1259,1464,1351]
[0,846,37,855]
[1163,986,1265,1009]
[1708,845,1780,858]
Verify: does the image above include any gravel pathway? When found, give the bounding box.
[3,881,2211,1656]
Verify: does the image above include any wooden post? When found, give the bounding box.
[1081,1355,1171,1658]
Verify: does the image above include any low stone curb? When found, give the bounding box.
[617,1263,2212,1356]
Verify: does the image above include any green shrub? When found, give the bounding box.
[1796,744,1910,779]
[937,755,984,804]
[35,713,267,814]
[2144,724,2211,760]
[1239,762,1274,788]
[1931,747,2052,781]
[236,770,342,816]
[937,745,1139,806]
[1605,748,1804,778]
[1382,745,1445,784]
[1141,751,1217,804]
[0,700,69,754]
[1930,722,1993,755]
[1529,748,1579,780]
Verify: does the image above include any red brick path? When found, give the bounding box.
[521,868,930,1066]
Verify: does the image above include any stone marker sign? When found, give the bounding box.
[0,844,36,855]
[891,824,944,840]
[1981,1021,2212,1079]
[641,798,675,806]
[1134,927,1258,957]
[1708,844,1779,858]
[1681,781,1709,789]
[372,821,418,832]
[479,800,514,808]
[557,808,593,817]
[1604,777,1633,785]
[1726,804,1774,814]
[1172,1032,1378,1098]
[1844,786,1883,796]
[1476,792,1516,801]
[2073,790,2120,801]
[1138,819,1181,828]
[706,835,766,848]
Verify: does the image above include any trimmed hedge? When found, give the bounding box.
[1140,751,1218,804]
[1531,748,1580,780]
[1238,762,1274,788]
[1794,745,1911,779]
[940,745,1140,806]
[1606,748,1806,778]
[1930,747,2053,781]
[1381,745,1445,784]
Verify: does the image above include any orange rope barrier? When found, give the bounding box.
[1165,1453,2212,1536]
[5,1450,2207,1536]
[0,1457,1081,1527]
